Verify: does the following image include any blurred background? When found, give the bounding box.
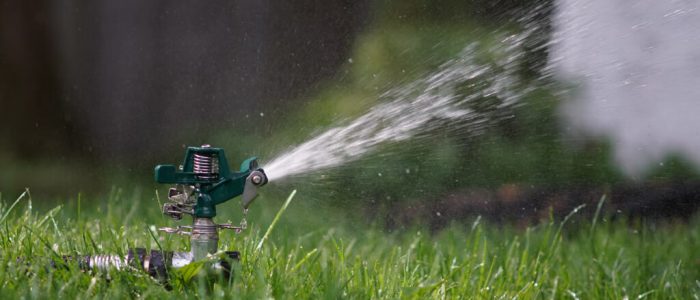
[2,0,699,226]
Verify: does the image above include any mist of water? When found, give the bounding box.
[264,32,537,182]
[550,0,700,174]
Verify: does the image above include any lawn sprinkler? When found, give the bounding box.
[56,145,267,280]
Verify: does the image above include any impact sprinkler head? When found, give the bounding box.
[154,144,268,260]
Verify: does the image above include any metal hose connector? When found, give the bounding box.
[89,255,128,271]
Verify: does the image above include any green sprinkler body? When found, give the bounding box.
[155,145,267,218]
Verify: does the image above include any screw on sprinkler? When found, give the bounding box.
[51,145,267,281]
[155,144,268,262]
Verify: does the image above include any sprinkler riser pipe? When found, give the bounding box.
[190,218,219,260]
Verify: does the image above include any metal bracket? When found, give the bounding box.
[158,225,192,235]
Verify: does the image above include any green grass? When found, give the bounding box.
[1,188,699,299]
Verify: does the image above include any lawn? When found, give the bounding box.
[0,188,698,299]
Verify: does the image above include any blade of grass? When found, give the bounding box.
[291,248,318,272]
[590,194,606,236]
[147,225,164,253]
[257,190,296,251]
[0,188,29,224]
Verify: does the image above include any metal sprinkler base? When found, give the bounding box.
[57,248,240,279]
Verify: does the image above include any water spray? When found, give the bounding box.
[56,145,267,280]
